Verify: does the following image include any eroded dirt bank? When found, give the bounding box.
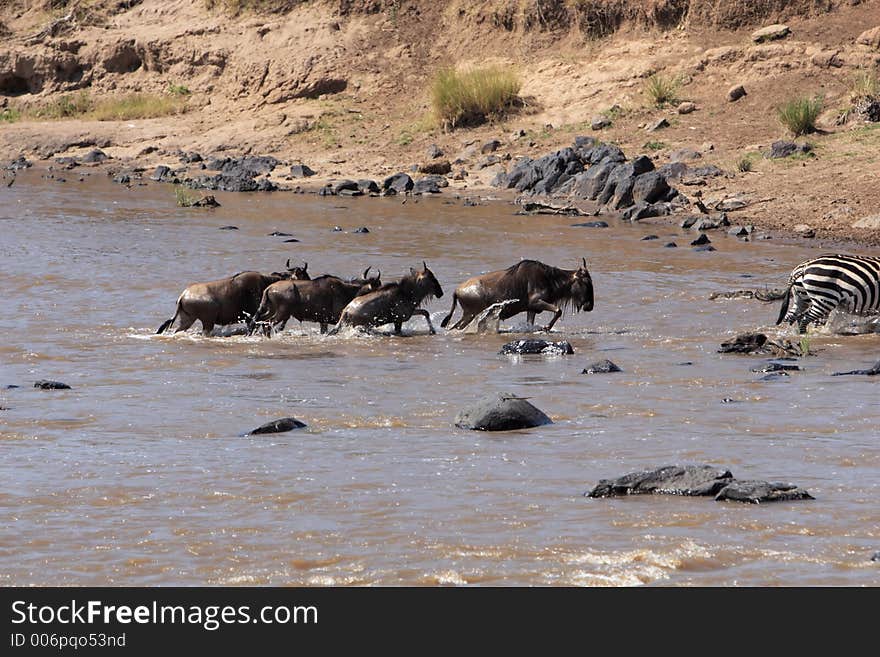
[2,0,880,243]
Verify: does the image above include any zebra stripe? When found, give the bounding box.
[777,254,880,333]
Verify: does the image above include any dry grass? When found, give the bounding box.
[22,91,187,121]
[777,96,823,137]
[202,0,302,14]
[849,69,879,103]
[644,73,679,107]
[431,66,521,130]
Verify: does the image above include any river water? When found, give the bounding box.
[1,169,878,586]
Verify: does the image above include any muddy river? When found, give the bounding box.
[1,170,878,586]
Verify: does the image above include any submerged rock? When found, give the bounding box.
[34,380,71,390]
[714,480,813,503]
[832,360,880,376]
[718,333,767,354]
[582,359,621,374]
[247,417,307,435]
[499,340,574,355]
[587,464,814,503]
[454,392,553,431]
[587,465,734,498]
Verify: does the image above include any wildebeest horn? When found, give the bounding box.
[302,261,308,272]
[582,257,587,269]
[286,258,291,269]
[363,266,371,279]
[423,261,428,271]
[376,270,380,280]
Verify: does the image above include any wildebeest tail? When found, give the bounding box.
[247,288,272,334]
[775,285,792,325]
[156,303,180,334]
[440,293,458,329]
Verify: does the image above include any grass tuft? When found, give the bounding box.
[431,65,521,130]
[776,95,823,137]
[644,73,679,108]
[0,106,21,123]
[849,69,879,103]
[174,185,196,208]
[736,156,754,173]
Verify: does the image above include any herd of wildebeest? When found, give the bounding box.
[155,252,880,338]
[155,258,596,337]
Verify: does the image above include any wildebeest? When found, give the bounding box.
[156,263,310,335]
[330,262,444,335]
[248,267,383,335]
[441,259,594,332]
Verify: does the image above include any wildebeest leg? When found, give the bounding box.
[201,321,215,336]
[411,309,436,334]
[529,298,561,331]
[440,294,459,329]
[173,311,197,334]
[393,321,403,335]
[526,311,536,326]
[450,312,476,331]
[320,323,328,334]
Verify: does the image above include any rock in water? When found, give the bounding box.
[582,359,621,374]
[718,333,767,354]
[500,340,574,355]
[587,464,734,498]
[34,380,71,390]
[248,417,307,435]
[714,480,814,503]
[454,393,553,431]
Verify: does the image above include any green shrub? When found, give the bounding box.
[167,82,191,97]
[642,140,665,151]
[776,96,823,137]
[33,91,93,119]
[174,185,195,208]
[431,66,521,130]
[0,106,21,123]
[644,73,679,107]
[736,156,753,173]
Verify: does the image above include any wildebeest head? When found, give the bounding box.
[571,258,594,312]
[355,266,382,295]
[285,259,311,280]
[410,261,444,299]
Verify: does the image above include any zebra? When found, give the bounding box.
[776,254,880,333]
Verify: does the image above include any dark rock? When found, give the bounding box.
[691,214,730,231]
[569,161,617,200]
[186,174,278,192]
[247,417,307,435]
[55,157,79,169]
[587,143,626,165]
[587,464,734,498]
[357,179,380,194]
[766,141,812,159]
[499,340,574,355]
[191,195,221,207]
[290,164,316,178]
[113,173,131,185]
[691,233,711,246]
[872,552,880,562]
[582,359,621,374]
[718,333,767,354]
[6,155,32,170]
[419,160,452,175]
[413,176,445,194]
[571,220,609,228]
[832,360,880,376]
[454,392,553,431]
[641,235,659,240]
[318,186,336,196]
[383,172,414,194]
[34,380,71,390]
[657,161,689,181]
[268,231,293,237]
[631,171,670,204]
[220,156,278,176]
[334,180,362,195]
[621,202,672,221]
[351,226,370,233]
[591,115,611,130]
[218,225,239,230]
[664,242,678,248]
[727,84,747,102]
[729,225,752,237]
[283,238,300,243]
[150,165,174,182]
[714,480,813,503]
[669,148,702,163]
[481,139,502,154]
[645,117,669,132]
[180,151,203,163]
[475,155,501,170]
[752,362,800,373]
[5,385,20,389]
[693,244,716,252]
[426,143,444,159]
[81,149,108,164]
